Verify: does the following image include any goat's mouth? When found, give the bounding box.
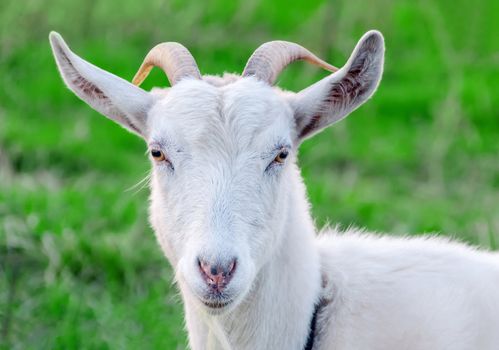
[198,293,236,312]
[202,299,233,309]
[197,282,237,311]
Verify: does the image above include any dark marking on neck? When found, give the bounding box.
[304,301,321,350]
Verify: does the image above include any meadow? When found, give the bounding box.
[1,0,498,348]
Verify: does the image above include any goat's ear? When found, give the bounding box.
[49,32,154,138]
[290,30,384,141]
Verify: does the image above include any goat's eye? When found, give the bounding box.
[151,149,166,161]
[274,150,289,164]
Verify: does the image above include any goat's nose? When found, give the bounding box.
[198,258,237,292]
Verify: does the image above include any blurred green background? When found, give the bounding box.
[1,0,498,348]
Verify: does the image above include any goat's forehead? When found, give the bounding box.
[147,78,294,149]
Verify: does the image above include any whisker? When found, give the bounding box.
[125,170,152,195]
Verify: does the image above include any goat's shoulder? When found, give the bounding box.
[313,229,499,350]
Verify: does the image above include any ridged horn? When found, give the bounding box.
[132,42,201,86]
[242,41,338,85]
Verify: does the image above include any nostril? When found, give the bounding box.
[228,259,236,274]
[210,266,218,276]
[198,259,211,275]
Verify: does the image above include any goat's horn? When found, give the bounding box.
[242,41,338,85]
[132,42,201,86]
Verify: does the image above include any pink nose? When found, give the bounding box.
[198,258,237,292]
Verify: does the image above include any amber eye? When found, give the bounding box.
[274,149,289,164]
[150,149,166,161]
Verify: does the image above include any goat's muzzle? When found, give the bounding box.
[198,257,237,293]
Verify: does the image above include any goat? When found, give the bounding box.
[49,30,499,350]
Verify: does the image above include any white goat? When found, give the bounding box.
[50,30,499,350]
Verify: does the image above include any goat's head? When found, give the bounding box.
[50,31,384,313]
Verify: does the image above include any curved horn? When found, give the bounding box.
[242,41,338,85]
[132,42,201,86]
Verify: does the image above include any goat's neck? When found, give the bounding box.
[184,166,321,350]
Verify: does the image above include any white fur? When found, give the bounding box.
[50,30,499,350]
[316,232,499,349]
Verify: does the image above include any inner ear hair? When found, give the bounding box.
[49,32,154,137]
[293,30,385,141]
[327,31,384,111]
[56,45,144,134]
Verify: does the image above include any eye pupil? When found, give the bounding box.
[151,149,166,161]
[275,149,289,164]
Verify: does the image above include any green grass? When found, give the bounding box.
[1,0,499,348]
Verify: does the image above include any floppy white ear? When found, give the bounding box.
[290,30,385,140]
[49,32,154,137]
